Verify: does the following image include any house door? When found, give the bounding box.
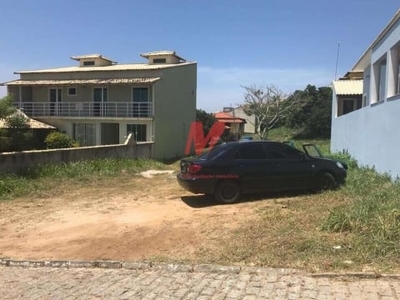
[93,88,108,117]
[101,123,119,145]
[132,87,149,117]
[49,88,62,116]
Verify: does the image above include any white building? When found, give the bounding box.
[331,10,400,178]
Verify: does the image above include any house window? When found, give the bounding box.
[396,47,400,95]
[83,61,95,66]
[374,57,387,102]
[153,58,166,63]
[73,123,96,146]
[343,99,355,115]
[132,87,149,117]
[68,87,77,96]
[127,124,147,142]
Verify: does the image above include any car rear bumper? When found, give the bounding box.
[176,173,217,195]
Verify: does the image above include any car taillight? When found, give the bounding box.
[188,164,202,174]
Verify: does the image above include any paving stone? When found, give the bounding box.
[1,264,400,299]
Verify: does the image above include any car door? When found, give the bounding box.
[234,143,275,193]
[264,143,314,190]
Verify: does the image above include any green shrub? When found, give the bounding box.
[45,131,74,149]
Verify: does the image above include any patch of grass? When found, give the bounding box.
[321,165,400,264]
[0,158,169,200]
[3,135,400,274]
[268,126,300,141]
[268,126,331,154]
[193,151,400,273]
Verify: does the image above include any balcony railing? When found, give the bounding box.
[15,102,153,118]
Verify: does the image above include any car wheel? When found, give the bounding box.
[214,180,241,204]
[317,172,336,190]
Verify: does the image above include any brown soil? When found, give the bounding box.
[0,173,266,262]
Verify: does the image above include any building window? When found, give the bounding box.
[153,58,166,63]
[395,47,400,95]
[73,123,96,146]
[68,87,77,96]
[373,56,387,102]
[133,87,148,102]
[343,99,355,115]
[127,124,147,141]
[132,87,149,117]
[83,61,95,66]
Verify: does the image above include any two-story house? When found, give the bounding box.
[331,10,400,178]
[1,51,197,159]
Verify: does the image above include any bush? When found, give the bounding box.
[45,131,75,149]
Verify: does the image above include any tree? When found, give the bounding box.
[241,85,296,140]
[284,85,332,138]
[0,95,32,151]
[196,109,217,136]
[0,95,17,120]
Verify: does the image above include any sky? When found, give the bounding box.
[0,1,399,112]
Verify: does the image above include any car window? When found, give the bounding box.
[199,143,234,160]
[265,143,303,160]
[235,143,266,159]
[303,144,322,158]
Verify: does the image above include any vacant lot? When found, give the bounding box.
[0,164,399,274]
[0,172,265,261]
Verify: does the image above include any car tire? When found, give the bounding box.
[214,180,241,204]
[317,172,336,190]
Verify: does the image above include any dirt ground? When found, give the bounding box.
[0,171,268,262]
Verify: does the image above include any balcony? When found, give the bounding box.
[15,102,153,118]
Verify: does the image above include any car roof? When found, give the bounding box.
[215,140,284,149]
[226,140,280,145]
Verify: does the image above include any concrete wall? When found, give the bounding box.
[0,134,154,174]
[331,96,400,178]
[153,63,197,159]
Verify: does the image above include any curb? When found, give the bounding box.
[1,258,399,279]
[310,272,400,280]
[0,258,298,275]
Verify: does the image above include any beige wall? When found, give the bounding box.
[152,63,197,159]
[19,69,165,80]
[0,135,154,174]
[233,107,256,134]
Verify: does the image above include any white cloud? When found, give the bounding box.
[197,66,334,112]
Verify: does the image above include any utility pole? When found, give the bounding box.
[334,42,341,80]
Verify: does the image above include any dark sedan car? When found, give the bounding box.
[177,141,347,204]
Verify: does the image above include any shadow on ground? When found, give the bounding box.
[181,190,316,208]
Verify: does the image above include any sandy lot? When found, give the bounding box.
[0,171,266,262]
